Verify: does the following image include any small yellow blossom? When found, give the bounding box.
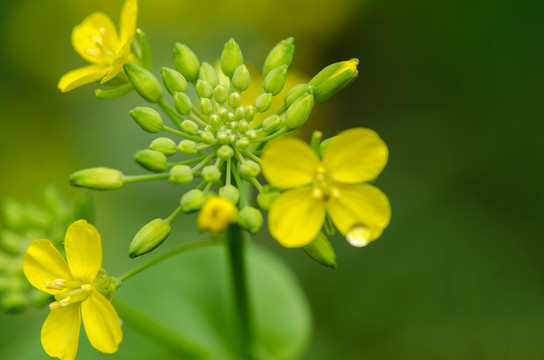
[261,128,391,248]
[198,196,238,233]
[23,220,122,360]
[58,0,138,92]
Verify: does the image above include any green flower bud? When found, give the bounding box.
[135,149,167,173]
[263,65,288,96]
[232,65,250,92]
[210,114,221,128]
[70,168,124,190]
[174,92,193,115]
[129,218,171,258]
[237,120,249,133]
[245,129,257,139]
[308,58,359,102]
[285,94,314,130]
[235,107,245,120]
[221,38,243,78]
[202,165,221,182]
[201,131,215,144]
[236,137,250,149]
[161,67,188,95]
[130,107,163,133]
[178,140,198,155]
[238,207,263,234]
[303,232,337,269]
[169,165,193,185]
[181,189,207,212]
[149,137,177,156]
[124,63,162,103]
[218,145,234,159]
[196,80,213,98]
[218,108,228,120]
[199,62,219,88]
[254,92,273,113]
[218,185,240,204]
[284,83,314,108]
[257,186,280,211]
[263,37,295,76]
[262,114,281,132]
[239,160,260,178]
[173,43,200,83]
[200,98,214,115]
[244,105,256,121]
[229,92,242,108]
[181,120,198,135]
[214,85,228,104]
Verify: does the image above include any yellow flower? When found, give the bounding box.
[23,220,122,360]
[261,128,391,248]
[198,196,238,233]
[58,0,138,92]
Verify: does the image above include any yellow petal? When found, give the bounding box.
[261,137,319,188]
[82,292,122,354]
[119,0,138,47]
[72,12,119,65]
[58,65,109,92]
[323,128,388,183]
[65,220,102,283]
[268,187,326,247]
[327,183,391,244]
[41,304,81,360]
[23,239,72,295]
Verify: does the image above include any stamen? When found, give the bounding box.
[312,187,323,199]
[81,284,93,292]
[330,186,340,198]
[45,279,66,290]
[86,48,100,57]
[49,296,72,310]
[92,35,104,46]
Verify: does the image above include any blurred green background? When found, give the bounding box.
[1,0,544,359]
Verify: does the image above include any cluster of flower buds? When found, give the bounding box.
[0,185,93,312]
[70,37,359,262]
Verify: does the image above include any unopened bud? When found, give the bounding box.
[177,140,197,155]
[236,137,250,149]
[180,120,198,135]
[303,232,337,268]
[244,105,256,121]
[232,65,250,92]
[161,67,188,95]
[174,92,193,115]
[130,107,163,133]
[284,83,314,108]
[196,80,213,98]
[308,59,359,102]
[129,218,171,258]
[135,150,167,173]
[262,115,281,133]
[239,160,260,178]
[218,145,234,159]
[70,168,124,190]
[218,185,240,204]
[202,165,221,182]
[263,37,295,76]
[200,98,214,115]
[201,131,215,144]
[257,186,280,211]
[214,85,228,104]
[221,38,243,78]
[150,137,177,156]
[180,189,208,212]
[238,207,263,234]
[169,165,193,185]
[254,92,273,113]
[173,43,200,83]
[285,94,314,130]
[199,62,219,88]
[229,92,242,108]
[124,63,162,103]
[263,65,288,96]
[198,196,237,233]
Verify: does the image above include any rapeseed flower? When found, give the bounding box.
[58,0,138,92]
[23,220,122,360]
[198,196,238,233]
[261,128,391,248]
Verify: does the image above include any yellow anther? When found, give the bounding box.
[46,279,67,290]
[81,284,93,292]
[312,187,323,199]
[330,187,340,198]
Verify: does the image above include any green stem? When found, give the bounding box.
[113,300,207,358]
[163,125,202,142]
[252,127,287,143]
[123,173,169,184]
[226,224,254,359]
[158,97,183,128]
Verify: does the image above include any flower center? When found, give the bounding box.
[311,165,339,200]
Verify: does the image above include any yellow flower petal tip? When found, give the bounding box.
[23,220,122,359]
[261,127,390,248]
[59,0,138,92]
[198,196,238,233]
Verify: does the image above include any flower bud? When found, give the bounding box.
[173,43,200,83]
[263,37,295,76]
[308,58,359,102]
[130,107,163,133]
[235,107,245,120]
[198,196,237,233]
[135,150,167,173]
[262,114,281,133]
[218,185,240,204]
[180,189,207,212]
[239,160,260,178]
[236,137,250,149]
[198,62,219,88]
[124,63,162,103]
[221,38,243,78]
[129,218,171,258]
[245,129,257,139]
[214,85,228,104]
[244,105,256,121]
[257,186,280,211]
[201,131,215,144]
[237,120,249,133]
[263,65,288,96]
[238,207,263,234]
[178,140,197,155]
[303,232,337,268]
[218,145,234,159]
[202,165,221,182]
[284,83,314,108]
[180,120,198,135]
[70,168,124,190]
[161,67,188,95]
[210,114,221,128]
[285,94,314,130]
[254,92,272,113]
[229,92,242,108]
[232,64,250,92]
[200,98,214,115]
[196,80,213,98]
[169,165,193,185]
[174,92,193,115]
[149,137,177,156]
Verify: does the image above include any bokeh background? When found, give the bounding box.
[1,0,544,359]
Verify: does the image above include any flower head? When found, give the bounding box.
[58,0,138,92]
[261,128,391,248]
[23,220,122,360]
[198,196,238,233]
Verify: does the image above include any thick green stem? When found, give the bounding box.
[226,224,254,359]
